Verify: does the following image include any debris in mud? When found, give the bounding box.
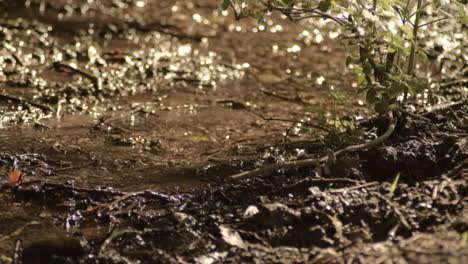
[0,153,52,183]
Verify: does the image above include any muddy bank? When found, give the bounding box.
[1,102,466,263]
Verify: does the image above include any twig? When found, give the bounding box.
[374,193,411,230]
[231,157,323,180]
[423,99,468,113]
[448,108,464,125]
[0,93,52,112]
[250,110,331,133]
[329,181,379,193]
[401,247,468,256]
[258,87,305,104]
[258,0,346,25]
[439,79,468,89]
[99,118,133,134]
[30,29,50,47]
[154,29,206,41]
[103,190,177,213]
[55,161,95,172]
[53,62,102,91]
[128,20,207,41]
[0,221,40,242]
[275,177,364,194]
[333,111,395,156]
[98,229,139,263]
[16,180,124,197]
[399,107,432,123]
[230,112,396,180]
[444,158,468,179]
[1,42,24,66]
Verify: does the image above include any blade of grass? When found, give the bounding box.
[461,232,468,248]
[389,172,400,198]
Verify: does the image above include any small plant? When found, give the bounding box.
[220,0,466,117]
[220,1,467,179]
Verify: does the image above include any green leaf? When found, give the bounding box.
[346,56,360,66]
[363,62,373,77]
[389,80,407,99]
[220,0,231,10]
[453,1,468,25]
[400,24,413,38]
[255,11,266,25]
[401,74,428,94]
[366,88,379,104]
[431,0,442,10]
[278,0,294,8]
[330,91,345,101]
[417,49,429,63]
[318,0,335,12]
[374,99,389,114]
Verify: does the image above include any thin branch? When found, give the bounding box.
[418,16,461,28]
[53,62,102,92]
[404,0,423,102]
[258,0,345,25]
[0,93,52,112]
[0,221,40,242]
[1,42,24,66]
[374,192,412,229]
[55,161,95,172]
[329,181,379,193]
[408,2,431,19]
[250,110,331,133]
[231,112,396,180]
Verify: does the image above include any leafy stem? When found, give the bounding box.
[404,0,423,102]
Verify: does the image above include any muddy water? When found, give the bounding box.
[0,2,365,256]
[0,0,364,191]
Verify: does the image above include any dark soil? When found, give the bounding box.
[0,1,467,263]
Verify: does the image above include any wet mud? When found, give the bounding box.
[0,0,467,263]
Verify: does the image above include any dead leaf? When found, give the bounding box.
[191,136,210,143]
[86,206,96,214]
[9,170,22,183]
[243,205,259,218]
[258,73,283,84]
[219,225,246,248]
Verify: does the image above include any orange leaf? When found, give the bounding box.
[86,206,96,214]
[9,170,22,183]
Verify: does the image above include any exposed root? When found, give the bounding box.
[333,111,396,156]
[397,107,432,123]
[230,112,396,180]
